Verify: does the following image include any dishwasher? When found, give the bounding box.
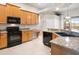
[32,32,37,39]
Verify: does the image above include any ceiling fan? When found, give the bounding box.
[54,11,63,16]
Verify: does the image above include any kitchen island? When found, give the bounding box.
[50,33,79,55]
[43,29,79,55]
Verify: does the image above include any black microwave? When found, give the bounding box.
[7,16,20,24]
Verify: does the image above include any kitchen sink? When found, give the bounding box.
[55,32,69,36]
[55,32,79,37]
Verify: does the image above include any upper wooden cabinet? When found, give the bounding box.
[0,5,6,23]
[20,10,27,25]
[35,14,39,24]
[26,12,39,25]
[6,4,20,17]
[21,10,39,25]
[26,12,32,25]
[31,13,39,24]
[0,4,39,24]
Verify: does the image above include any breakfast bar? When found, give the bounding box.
[50,32,79,55]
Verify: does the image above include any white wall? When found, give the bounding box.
[39,7,79,30]
[40,14,63,30]
[63,8,79,17]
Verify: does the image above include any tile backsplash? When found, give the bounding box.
[0,24,41,30]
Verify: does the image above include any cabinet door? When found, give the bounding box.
[51,43,64,55]
[22,31,28,42]
[0,33,7,49]
[26,12,32,25]
[6,4,20,17]
[52,33,59,39]
[0,5,6,23]
[28,30,32,41]
[31,13,36,24]
[31,13,39,24]
[35,14,39,24]
[20,10,26,24]
[12,6,20,17]
[6,4,14,16]
[22,30,32,43]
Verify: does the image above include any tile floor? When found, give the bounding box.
[0,33,51,55]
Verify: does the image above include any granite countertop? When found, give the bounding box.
[0,29,7,33]
[20,28,30,30]
[43,28,65,32]
[0,31,7,33]
[50,36,79,52]
[21,29,31,31]
[43,30,65,33]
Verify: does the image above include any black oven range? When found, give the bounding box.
[7,16,22,47]
[7,27,22,47]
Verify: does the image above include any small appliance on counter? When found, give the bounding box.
[7,16,22,47]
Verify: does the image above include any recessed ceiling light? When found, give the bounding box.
[65,16,71,19]
[56,7,59,11]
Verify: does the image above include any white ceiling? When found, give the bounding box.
[26,3,62,10]
[25,3,79,13]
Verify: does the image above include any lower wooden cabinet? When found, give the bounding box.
[52,33,59,39]
[51,43,79,55]
[0,33,7,49]
[51,43,64,55]
[22,30,32,43]
[28,30,32,40]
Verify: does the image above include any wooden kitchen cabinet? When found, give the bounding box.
[22,30,32,43]
[52,33,59,39]
[26,12,32,25]
[31,13,39,24]
[51,43,79,55]
[26,12,39,25]
[35,14,39,24]
[27,30,32,41]
[6,4,20,17]
[0,4,6,23]
[31,13,36,24]
[21,10,35,25]
[20,10,27,25]
[0,3,39,24]
[0,33,7,49]
[51,43,65,55]
[22,31,28,42]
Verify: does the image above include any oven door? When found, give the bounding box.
[7,31,22,47]
[8,35,21,42]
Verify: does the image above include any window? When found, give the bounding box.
[71,17,79,32]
